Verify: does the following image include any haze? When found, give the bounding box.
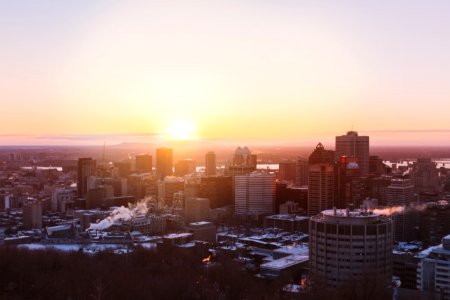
[1,0,450,146]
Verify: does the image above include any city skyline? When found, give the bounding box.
[1,1,450,146]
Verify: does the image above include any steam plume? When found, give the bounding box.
[372,202,428,216]
[373,206,405,216]
[87,198,151,231]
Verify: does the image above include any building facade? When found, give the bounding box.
[387,178,416,241]
[135,154,152,173]
[335,131,369,176]
[156,148,173,179]
[234,172,275,216]
[309,209,393,287]
[308,143,335,216]
[77,158,96,197]
[205,151,217,176]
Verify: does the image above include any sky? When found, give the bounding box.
[0,0,450,146]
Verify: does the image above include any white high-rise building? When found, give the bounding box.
[234,172,275,216]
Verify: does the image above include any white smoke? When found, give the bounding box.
[372,202,428,216]
[373,206,405,216]
[87,198,151,231]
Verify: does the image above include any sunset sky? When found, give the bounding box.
[1,1,450,146]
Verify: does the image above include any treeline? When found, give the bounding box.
[0,246,393,300]
[0,247,282,300]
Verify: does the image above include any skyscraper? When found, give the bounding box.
[135,154,152,173]
[205,151,217,176]
[411,158,439,193]
[158,176,184,207]
[336,155,364,209]
[174,159,196,176]
[308,143,335,216]
[335,131,369,176]
[200,176,233,208]
[156,148,173,179]
[278,160,296,183]
[387,178,416,241]
[234,172,275,216]
[295,157,308,186]
[77,158,96,197]
[226,146,257,176]
[310,209,393,288]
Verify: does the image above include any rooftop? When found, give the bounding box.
[261,254,308,270]
[267,214,309,221]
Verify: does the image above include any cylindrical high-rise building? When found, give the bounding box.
[309,209,393,287]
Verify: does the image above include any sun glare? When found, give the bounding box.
[166,120,196,140]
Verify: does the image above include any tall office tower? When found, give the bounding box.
[205,151,217,176]
[417,235,450,298]
[308,143,335,216]
[419,200,450,247]
[278,160,296,183]
[158,176,184,207]
[369,155,386,176]
[336,156,364,209]
[234,172,275,216]
[23,199,42,229]
[135,154,152,173]
[226,147,257,176]
[335,131,369,176]
[310,209,393,288]
[174,159,196,176]
[368,175,392,206]
[114,161,132,177]
[77,158,96,197]
[295,157,308,186]
[387,179,416,241]
[200,176,233,208]
[411,158,439,193]
[156,148,173,179]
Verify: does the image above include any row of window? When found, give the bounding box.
[311,222,391,235]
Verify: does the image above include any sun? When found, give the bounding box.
[166,120,197,140]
